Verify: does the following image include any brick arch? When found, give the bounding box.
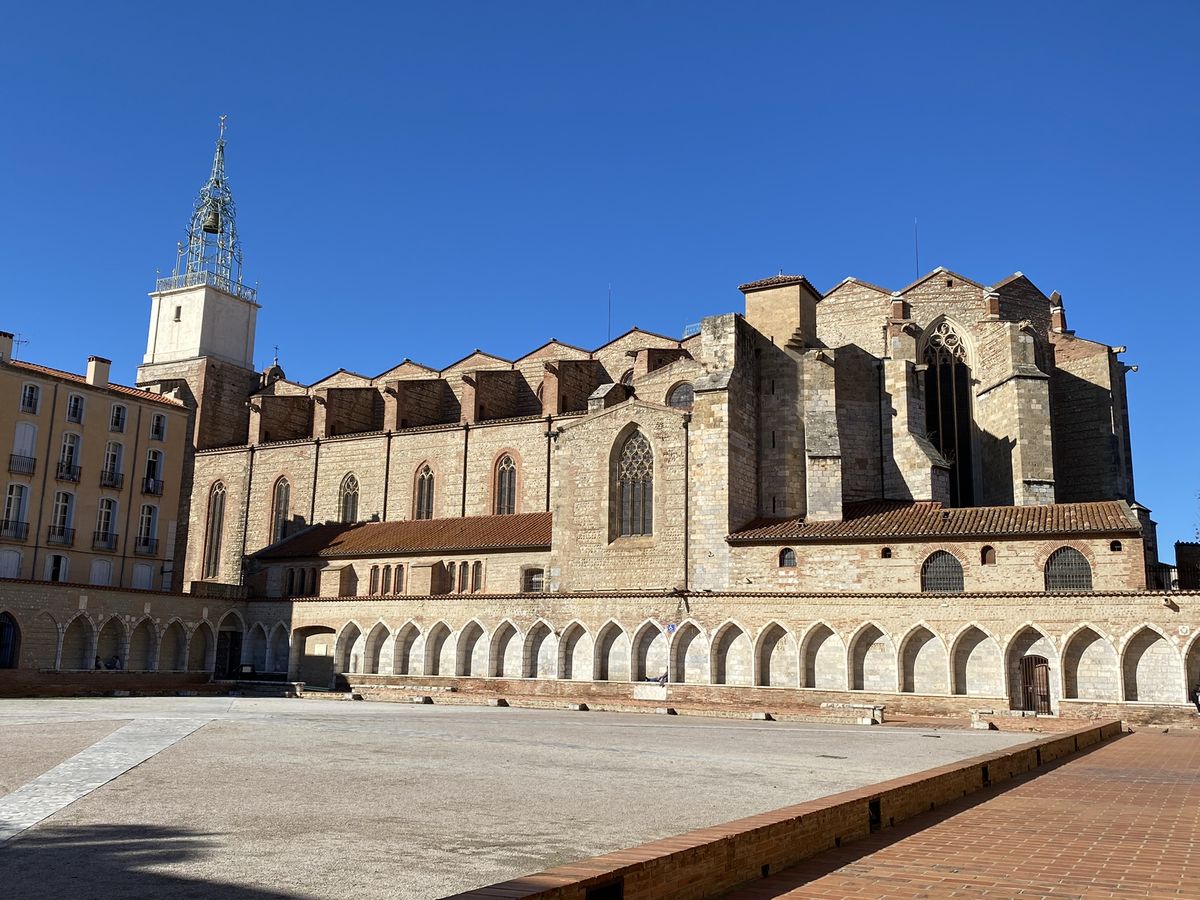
[753,621,798,688]
[709,619,753,686]
[1033,539,1097,572]
[489,447,525,515]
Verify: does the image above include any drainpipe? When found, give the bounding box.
[543,415,554,512]
[460,423,470,517]
[382,431,392,521]
[30,383,61,579]
[682,412,690,592]
[239,445,255,585]
[309,438,320,525]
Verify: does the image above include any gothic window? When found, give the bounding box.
[620,368,634,386]
[1044,547,1092,591]
[458,563,469,593]
[339,474,359,523]
[203,483,225,578]
[779,548,796,567]
[923,320,975,507]
[495,455,516,515]
[271,478,290,543]
[921,550,964,593]
[667,383,694,410]
[415,465,434,520]
[471,561,482,592]
[369,565,380,595]
[617,430,653,537]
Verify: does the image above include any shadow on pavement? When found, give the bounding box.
[0,823,308,899]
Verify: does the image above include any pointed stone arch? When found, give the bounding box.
[96,616,125,664]
[363,621,391,675]
[710,620,752,686]
[188,621,215,672]
[1185,631,1200,707]
[1121,625,1182,703]
[897,624,947,694]
[457,620,487,677]
[669,620,707,684]
[127,617,157,671]
[800,621,846,690]
[159,619,188,671]
[266,622,289,673]
[631,619,668,682]
[847,622,897,692]
[594,619,631,682]
[61,613,95,669]
[557,621,592,681]
[1005,624,1060,712]
[392,620,421,676]
[949,623,1003,696]
[918,314,978,507]
[423,622,453,676]
[753,622,798,688]
[245,623,270,673]
[523,619,556,679]
[1059,624,1118,701]
[489,620,520,677]
[334,620,364,675]
[29,610,59,669]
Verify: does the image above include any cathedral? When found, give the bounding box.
[2,125,1196,723]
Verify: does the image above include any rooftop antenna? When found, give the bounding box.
[11,334,29,359]
[913,217,920,277]
[607,283,612,341]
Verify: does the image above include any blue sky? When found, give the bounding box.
[1,3,1197,552]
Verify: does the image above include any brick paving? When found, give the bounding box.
[725,731,1200,899]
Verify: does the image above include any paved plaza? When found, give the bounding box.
[0,696,1029,898]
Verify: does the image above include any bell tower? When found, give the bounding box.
[137,117,261,451]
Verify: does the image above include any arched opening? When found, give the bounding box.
[778,548,796,568]
[188,622,215,672]
[127,619,156,671]
[267,624,289,673]
[457,621,486,677]
[1187,638,1200,708]
[1044,547,1093,591]
[614,429,653,538]
[203,482,226,579]
[245,624,268,673]
[340,474,359,523]
[29,612,58,669]
[363,622,391,675]
[711,623,752,686]
[980,545,996,566]
[950,626,1002,696]
[670,622,706,684]
[801,624,846,690]
[1062,627,1118,700]
[558,622,592,681]
[593,621,631,682]
[922,319,975,506]
[271,477,291,544]
[424,622,453,676]
[849,624,897,692]
[755,623,798,687]
[62,616,93,669]
[159,621,187,671]
[292,625,335,685]
[489,621,520,677]
[1122,628,1181,703]
[1007,627,1059,713]
[215,612,245,679]
[96,617,124,666]
[899,626,947,694]
[495,455,516,515]
[334,622,363,676]
[523,621,555,679]
[415,465,434,520]
[0,611,21,668]
[921,551,964,593]
[666,382,694,410]
[393,622,421,676]
[632,622,667,682]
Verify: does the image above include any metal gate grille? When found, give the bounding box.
[1044,547,1093,591]
[1019,655,1052,714]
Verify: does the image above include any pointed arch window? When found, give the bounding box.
[271,478,290,543]
[203,482,225,578]
[458,563,469,593]
[923,320,975,507]
[1044,547,1092,591]
[495,455,516,515]
[921,550,964,593]
[617,430,653,537]
[339,474,359,523]
[415,465,434,520]
[471,561,482,593]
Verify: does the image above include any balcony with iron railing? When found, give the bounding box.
[56,461,81,483]
[0,520,29,542]
[8,454,35,476]
[142,477,164,496]
[46,525,75,546]
[155,269,257,303]
[92,531,118,552]
[100,469,124,490]
[133,536,159,556]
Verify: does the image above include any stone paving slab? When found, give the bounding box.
[724,731,1200,899]
[0,720,128,797]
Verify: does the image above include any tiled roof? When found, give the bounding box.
[738,274,821,295]
[7,360,184,406]
[257,512,552,559]
[727,500,1140,543]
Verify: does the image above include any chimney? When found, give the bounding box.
[889,293,908,321]
[87,356,111,388]
[1049,291,1067,333]
[985,291,1001,319]
[0,332,12,363]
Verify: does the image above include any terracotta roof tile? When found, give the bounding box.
[738,274,822,296]
[7,360,184,406]
[727,500,1140,543]
[257,512,552,559]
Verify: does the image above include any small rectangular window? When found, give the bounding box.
[173,305,182,322]
[150,414,166,441]
[20,384,40,414]
[66,394,85,424]
[109,404,127,433]
[522,568,545,593]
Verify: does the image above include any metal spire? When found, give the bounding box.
[160,116,255,302]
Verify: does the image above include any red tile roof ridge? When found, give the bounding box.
[7,359,184,406]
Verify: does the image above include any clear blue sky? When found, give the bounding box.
[1,3,1196,553]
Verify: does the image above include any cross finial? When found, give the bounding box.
[273,345,279,366]
[218,114,227,140]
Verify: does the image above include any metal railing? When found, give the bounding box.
[155,269,257,303]
[8,454,35,476]
[1149,563,1200,592]
[92,531,118,551]
[142,477,164,496]
[0,520,29,541]
[682,322,702,338]
[99,469,124,489]
[46,525,75,546]
[56,461,81,482]
[19,398,38,414]
[133,536,158,556]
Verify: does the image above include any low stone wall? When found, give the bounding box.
[0,669,224,698]
[450,720,1123,900]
